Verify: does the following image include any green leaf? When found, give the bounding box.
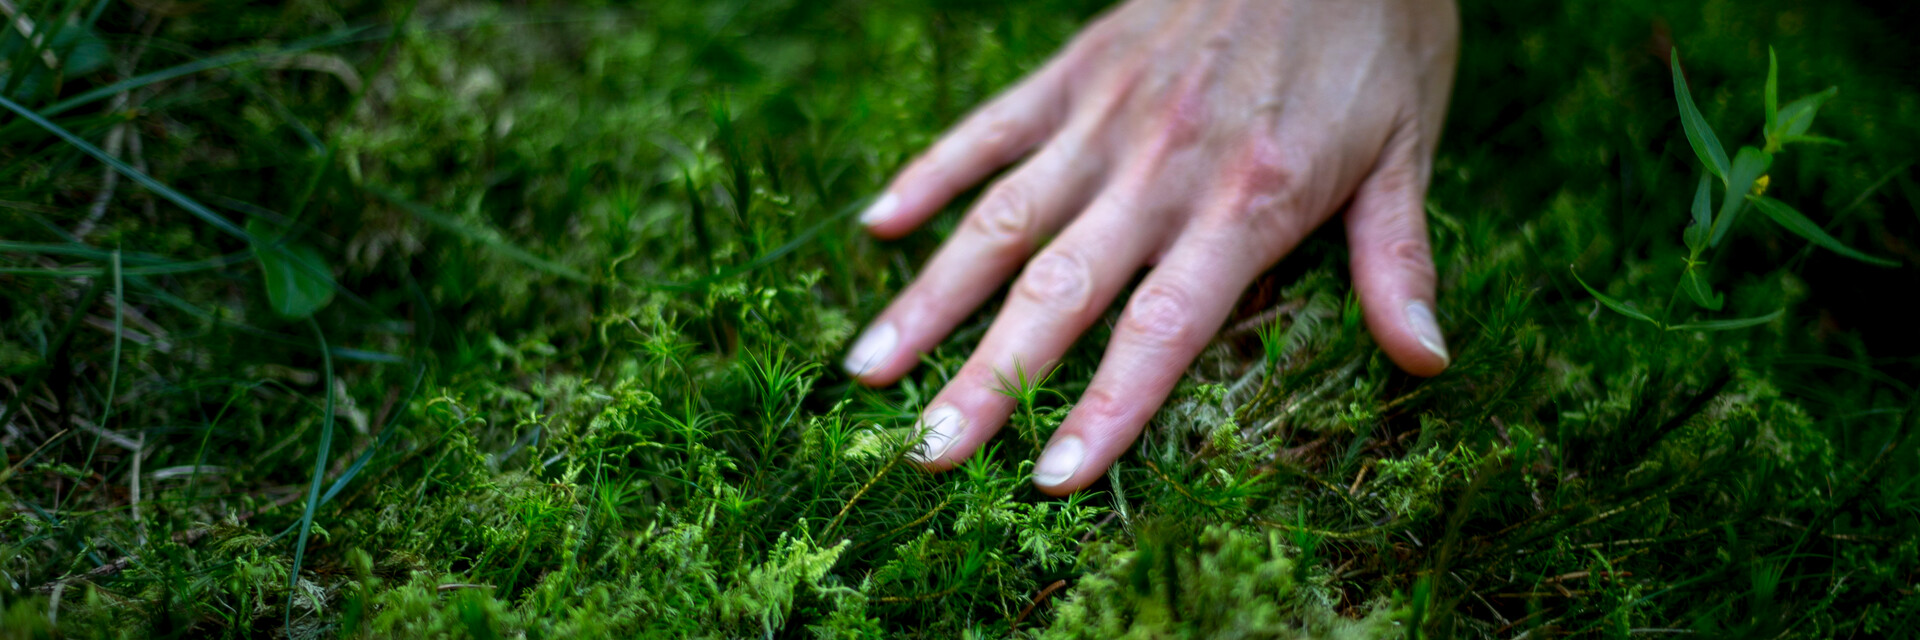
[1570,267,1658,325]
[1667,308,1785,332]
[1681,268,1723,311]
[1748,196,1900,267]
[1774,87,1838,140]
[1764,48,1779,134]
[1671,49,1730,182]
[1779,134,1844,147]
[1685,175,1712,252]
[249,220,337,318]
[1709,147,1772,247]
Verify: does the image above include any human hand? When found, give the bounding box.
[843,0,1460,495]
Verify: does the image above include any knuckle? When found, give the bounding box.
[1123,282,1201,348]
[1386,238,1434,268]
[974,112,1030,160]
[1073,386,1129,426]
[1228,139,1301,206]
[969,181,1036,245]
[1015,250,1093,314]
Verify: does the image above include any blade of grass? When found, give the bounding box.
[366,184,592,283]
[320,365,425,504]
[31,26,376,120]
[0,94,255,241]
[286,318,337,630]
[1667,308,1785,332]
[58,249,124,516]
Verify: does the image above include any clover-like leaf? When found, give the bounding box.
[249,219,337,318]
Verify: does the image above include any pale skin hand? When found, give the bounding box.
[842,0,1460,495]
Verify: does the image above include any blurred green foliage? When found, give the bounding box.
[1,0,1916,637]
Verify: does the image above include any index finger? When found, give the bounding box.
[859,61,1074,237]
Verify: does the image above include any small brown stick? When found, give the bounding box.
[0,0,60,69]
[1011,579,1069,629]
[436,583,494,592]
[0,429,69,484]
[820,438,910,540]
[873,495,952,543]
[1138,458,1233,509]
[1492,608,1550,635]
[1347,461,1370,496]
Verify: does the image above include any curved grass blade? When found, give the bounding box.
[1671,48,1730,181]
[1749,196,1900,267]
[1570,266,1658,325]
[367,184,592,283]
[1667,308,1785,332]
[33,26,377,120]
[1710,147,1771,247]
[0,94,255,242]
[320,366,426,504]
[286,319,337,629]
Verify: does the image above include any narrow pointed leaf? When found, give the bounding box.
[1779,134,1844,147]
[1710,147,1772,247]
[1685,175,1712,252]
[1691,175,1713,230]
[1774,87,1838,139]
[1764,48,1779,133]
[1571,267,1658,325]
[1749,196,1900,267]
[1667,308,1785,332]
[1681,268,1724,311]
[1671,49,1730,181]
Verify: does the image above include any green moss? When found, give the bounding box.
[3,0,1918,637]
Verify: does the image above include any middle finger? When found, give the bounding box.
[907,187,1170,468]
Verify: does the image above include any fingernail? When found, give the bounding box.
[1405,300,1449,366]
[859,193,900,225]
[1033,434,1086,488]
[842,322,897,376]
[910,405,966,463]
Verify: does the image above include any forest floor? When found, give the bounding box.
[2,0,1917,637]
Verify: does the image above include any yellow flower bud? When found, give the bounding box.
[1753,175,1771,197]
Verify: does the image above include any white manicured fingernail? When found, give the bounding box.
[859,193,900,225]
[1033,434,1086,487]
[910,405,966,463]
[842,322,898,376]
[1405,301,1449,365]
